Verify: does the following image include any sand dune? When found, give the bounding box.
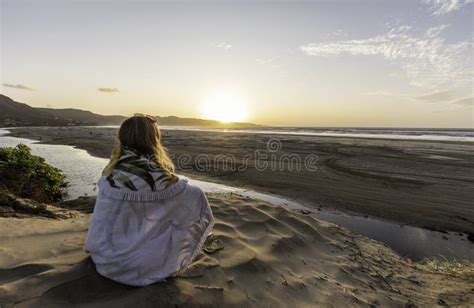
[0,194,472,307]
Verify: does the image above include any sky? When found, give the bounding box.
[0,0,473,127]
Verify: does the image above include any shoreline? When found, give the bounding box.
[3,125,474,144]
[4,126,474,235]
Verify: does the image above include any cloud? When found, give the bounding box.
[416,90,462,102]
[423,0,474,15]
[362,90,415,100]
[216,43,232,50]
[256,56,280,64]
[363,91,396,97]
[331,29,347,37]
[452,97,474,106]
[98,87,119,93]
[300,25,473,89]
[416,90,473,109]
[2,83,34,91]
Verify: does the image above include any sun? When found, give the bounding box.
[202,92,247,123]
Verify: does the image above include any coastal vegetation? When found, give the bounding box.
[0,144,65,203]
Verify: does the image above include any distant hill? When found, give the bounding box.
[36,107,126,126]
[155,115,258,128]
[0,94,65,126]
[0,95,125,126]
[0,94,259,128]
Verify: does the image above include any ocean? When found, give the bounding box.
[159,126,474,142]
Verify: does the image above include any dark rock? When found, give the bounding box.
[467,234,474,243]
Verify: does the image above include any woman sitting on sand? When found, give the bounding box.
[85,115,214,286]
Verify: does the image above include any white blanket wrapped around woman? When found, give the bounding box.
[84,176,215,286]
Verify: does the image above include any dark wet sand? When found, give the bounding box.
[7,126,474,235]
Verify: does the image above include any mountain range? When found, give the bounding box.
[0,94,258,128]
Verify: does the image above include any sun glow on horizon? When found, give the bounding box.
[202,92,248,123]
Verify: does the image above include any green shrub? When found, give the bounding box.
[0,144,66,202]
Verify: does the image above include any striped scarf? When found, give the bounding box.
[106,148,174,191]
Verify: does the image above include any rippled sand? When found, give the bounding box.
[0,194,472,307]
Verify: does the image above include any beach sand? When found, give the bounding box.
[0,194,472,307]
[7,126,474,235]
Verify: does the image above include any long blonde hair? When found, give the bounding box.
[102,115,177,182]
